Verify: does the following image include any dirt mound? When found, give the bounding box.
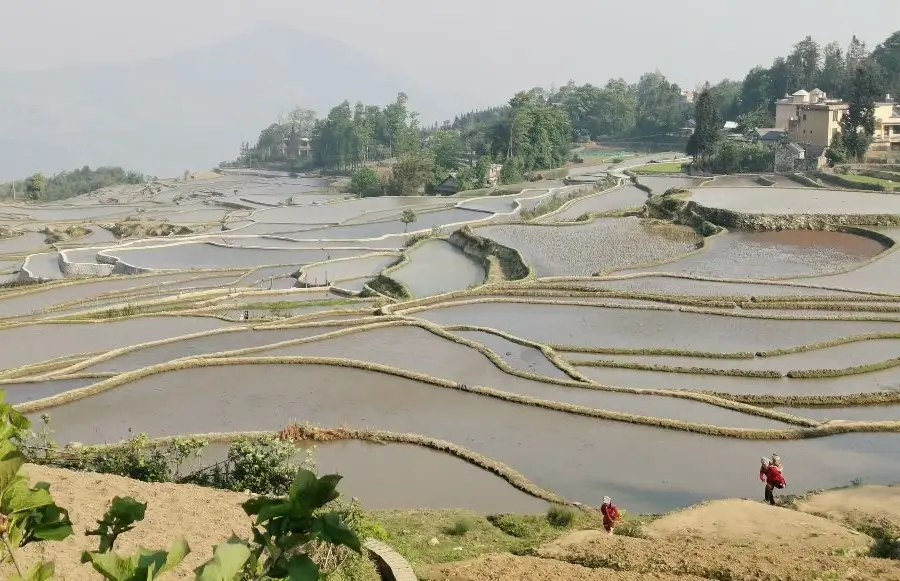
[645,498,871,552]
[0,464,251,580]
[796,484,900,525]
[103,220,196,238]
[423,554,701,581]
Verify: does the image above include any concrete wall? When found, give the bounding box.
[57,252,115,277]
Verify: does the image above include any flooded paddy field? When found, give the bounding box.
[622,229,888,279]
[476,217,701,277]
[391,240,485,297]
[4,168,900,513]
[25,363,900,512]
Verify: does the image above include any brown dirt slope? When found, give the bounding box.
[795,484,900,524]
[431,496,900,581]
[0,464,251,581]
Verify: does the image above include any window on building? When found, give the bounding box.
[802,113,807,121]
[833,110,839,122]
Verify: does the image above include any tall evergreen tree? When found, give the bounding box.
[842,64,881,160]
[686,90,720,163]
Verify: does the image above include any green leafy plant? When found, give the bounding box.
[546,505,577,528]
[0,392,73,580]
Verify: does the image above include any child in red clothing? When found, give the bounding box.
[600,496,620,535]
[759,456,787,505]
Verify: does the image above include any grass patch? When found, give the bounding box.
[368,509,600,570]
[631,162,687,174]
[237,298,356,310]
[546,505,578,528]
[838,172,898,189]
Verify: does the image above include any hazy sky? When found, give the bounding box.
[3,0,899,106]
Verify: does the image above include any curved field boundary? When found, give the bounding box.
[596,223,727,277]
[392,294,900,323]
[708,390,900,407]
[0,352,103,380]
[295,251,402,286]
[19,355,900,439]
[533,179,625,223]
[75,426,569,505]
[447,227,533,284]
[537,271,900,298]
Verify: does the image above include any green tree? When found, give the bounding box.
[819,41,846,95]
[740,67,776,114]
[825,131,848,167]
[873,30,900,100]
[634,71,686,135]
[708,79,742,121]
[474,155,492,188]
[348,166,381,197]
[842,64,881,160]
[736,106,773,133]
[25,172,46,201]
[388,150,434,195]
[400,208,417,232]
[428,130,464,170]
[787,36,822,90]
[687,89,720,163]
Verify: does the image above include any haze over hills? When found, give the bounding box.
[0,25,477,181]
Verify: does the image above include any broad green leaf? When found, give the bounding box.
[254,499,293,525]
[317,512,361,553]
[10,561,55,581]
[81,550,141,581]
[241,496,281,518]
[82,539,190,581]
[0,440,26,492]
[307,474,342,510]
[285,554,319,581]
[287,469,318,505]
[2,477,54,514]
[194,540,251,581]
[32,504,74,541]
[88,496,148,552]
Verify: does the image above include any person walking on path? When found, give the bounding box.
[760,456,787,505]
[600,496,621,535]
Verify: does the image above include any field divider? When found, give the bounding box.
[16,355,885,437]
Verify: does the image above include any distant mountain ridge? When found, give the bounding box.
[0,26,471,180]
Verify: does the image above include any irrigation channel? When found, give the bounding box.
[3,160,900,515]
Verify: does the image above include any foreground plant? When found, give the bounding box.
[0,390,362,580]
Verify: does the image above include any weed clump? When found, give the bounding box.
[546,505,578,528]
[444,517,476,536]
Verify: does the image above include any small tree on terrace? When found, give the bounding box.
[25,172,47,201]
[842,63,881,161]
[400,208,417,232]
[349,166,381,197]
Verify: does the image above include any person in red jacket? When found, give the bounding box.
[600,496,620,535]
[759,456,787,505]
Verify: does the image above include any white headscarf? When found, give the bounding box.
[603,496,611,505]
[761,457,770,465]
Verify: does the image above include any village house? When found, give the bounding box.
[773,88,900,158]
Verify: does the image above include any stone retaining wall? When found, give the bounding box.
[363,538,417,581]
[58,252,114,277]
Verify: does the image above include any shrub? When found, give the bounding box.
[189,435,309,495]
[487,513,531,538]
[546,505,577,528]
[444,517,476,536]
[349,167,381,197]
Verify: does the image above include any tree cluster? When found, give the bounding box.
[0,166,146,202]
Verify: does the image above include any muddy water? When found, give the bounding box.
[799,228,900,294]
[141,208,228,223]
[201,440,548,513]
[108,243,367,271]
[291,208,492,241]
[247,326,787,428]
[628,230,886,279]
[636,176,706,194]
[554,186,648,220]
[451,330,569,380]
[773,405,900,422]
[392,240,485,297]
[301,254,398,285]
[575,365,900,396]
[458,197,519,214]
[415,302,900,352]
[23,253,63,280]
[690,187,900,215]
[31,363,900,513]
[0,317,231,371]
[0,273,220,317]
[83,326,334,373]
[583,276,870,297]
[0,232,46,254]
[580,338,900,374]
[252,197,451,225]
[1,377,99,405]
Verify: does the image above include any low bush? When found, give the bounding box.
[546,505,577,528]
[487,513,532,538]
[444,517,476,536]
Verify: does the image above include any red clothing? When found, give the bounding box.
[761,465,786,488]
[601,503,620,529]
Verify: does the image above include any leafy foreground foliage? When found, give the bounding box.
[0,394,362,580]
